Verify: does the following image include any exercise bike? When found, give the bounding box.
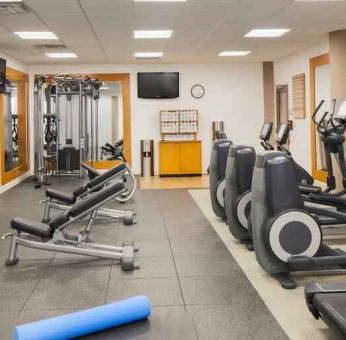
[98,139,137,203]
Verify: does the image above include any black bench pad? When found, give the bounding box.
[81,163,100,179]
[69,182,125,217]
[46,188,77,204]
[87,163,127,189]
[10,217,53,238]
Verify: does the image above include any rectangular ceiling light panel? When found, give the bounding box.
[45,53,77,58]
[134,0,186,2]
[134,52,163,58]
[15,31,58,40]
[134,30,173,39]
[245,29,290,37]
[218,51,251,56]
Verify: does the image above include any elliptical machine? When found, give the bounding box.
[224,122,274,248]
[251,152,346,289]
[209,138,233,219]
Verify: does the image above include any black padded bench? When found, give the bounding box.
[11,182,125,238]
[45,163,127,205]
[305,283,346,339]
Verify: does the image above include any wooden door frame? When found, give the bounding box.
[310,53,330,183]
[89,73,131,169]
[0,67,29,185]
[37,73,132,169]
[276,84,289,130]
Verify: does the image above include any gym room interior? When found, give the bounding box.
[1,0,346,339]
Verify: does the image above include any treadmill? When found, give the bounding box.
[305,283,346,339]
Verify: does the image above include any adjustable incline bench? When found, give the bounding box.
[2,182,139,271]
[305,283,346,339]
[42,163,136,225]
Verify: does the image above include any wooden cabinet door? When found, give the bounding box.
[159,142,181,175]
[180,142,202,175]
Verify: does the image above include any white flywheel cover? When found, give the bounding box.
[216,180,226,208]
[269,211,321,263]
[236,191,252,230]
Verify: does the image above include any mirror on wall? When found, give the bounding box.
[1,67,29,185]
[4,82,19,172]
[310,53,330,182]
[314,64,331,173]
[97,81,124,160]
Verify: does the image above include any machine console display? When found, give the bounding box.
[276,123,290,145]
[260,122,273,141]
[335,100,346,122]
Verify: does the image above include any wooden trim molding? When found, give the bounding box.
[0,67,29,185]
[89,73,132,168]
[310,53,330,183]
[38,73,132,170]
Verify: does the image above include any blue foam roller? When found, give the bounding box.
[14,295,151,340]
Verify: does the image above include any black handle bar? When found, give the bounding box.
[312,100,326,125]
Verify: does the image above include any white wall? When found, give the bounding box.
[0,52,28,73]
[274,38,329,173]
[29,63,264,174]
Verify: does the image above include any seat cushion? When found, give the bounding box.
[46,188,77,204]
[69,182,125,217]
[313,293,346,338]
[87,163,127,189]
[10,217,53,238]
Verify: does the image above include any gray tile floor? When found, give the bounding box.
[0,178,288,339]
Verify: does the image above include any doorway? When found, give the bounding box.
[276,85,289,130]
[310,54,330,182]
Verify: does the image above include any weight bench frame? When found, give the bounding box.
[41,163,137,225]
[2,183,140,271]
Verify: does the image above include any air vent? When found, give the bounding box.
[135,56,162,61]
[35,44,67,50]
[0,2,29,14]
[35,44,69,52]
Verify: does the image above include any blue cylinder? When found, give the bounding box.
[14,295,151,340]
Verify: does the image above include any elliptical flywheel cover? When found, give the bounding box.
[268,210,321,263]
[216,180,226,208]
[236,191,252,230]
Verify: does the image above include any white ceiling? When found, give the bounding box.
[0,0,346,64]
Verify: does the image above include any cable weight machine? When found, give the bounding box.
[34,75,102,188]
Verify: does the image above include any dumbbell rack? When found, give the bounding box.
[160,110,199,141]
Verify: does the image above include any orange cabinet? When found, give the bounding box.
[159,141,202,176]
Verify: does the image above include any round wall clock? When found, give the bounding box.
[191,84,205,99]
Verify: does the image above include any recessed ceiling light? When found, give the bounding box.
[295,0,343,1]
[45,53,78,59]
[245,29,290,38]
[134,30,173,39]
[15,31,58,40]
[218,51,251,57]
[134,0,186,2]
[134,52,163,58]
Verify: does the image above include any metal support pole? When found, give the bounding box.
[84,94,88,162]
[55,82,60,176]
[79,81,84,178]
[90,92,94,166]
[95,95,99,161]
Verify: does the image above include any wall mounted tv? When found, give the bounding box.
[137,72,179,99]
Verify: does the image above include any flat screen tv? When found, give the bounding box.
[138,72,179,99]
[0,58,6,94]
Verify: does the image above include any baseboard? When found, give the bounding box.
[0,171,33,194]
